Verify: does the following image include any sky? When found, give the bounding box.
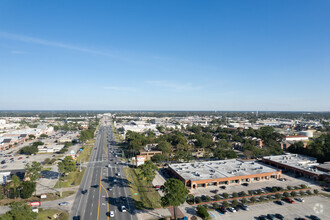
[0,0,329,111]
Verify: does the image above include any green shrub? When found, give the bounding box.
[197,205,210,220]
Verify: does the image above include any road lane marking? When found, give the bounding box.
[97,168,103,220]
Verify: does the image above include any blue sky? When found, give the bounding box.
[0,0,329,111]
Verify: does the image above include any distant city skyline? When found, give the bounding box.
[1,1,329,111]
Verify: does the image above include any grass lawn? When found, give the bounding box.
[124,167,161,209]
[0,191,75,206]
[37,209,69,220]
[77,140,95,163]
[42,167,52,171]
[54,168,86,188]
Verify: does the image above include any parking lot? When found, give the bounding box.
[207,195,330,220]
[189,172,324,198]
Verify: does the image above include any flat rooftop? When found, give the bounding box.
[263,153,327,175]
[169,159,280,181]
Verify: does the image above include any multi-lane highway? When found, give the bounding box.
[70,117,136,220]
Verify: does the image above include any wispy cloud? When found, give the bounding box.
[103,86,136,92]
[146,80,202,91]
[0,31,109,55]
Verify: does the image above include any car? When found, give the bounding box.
[121,206,127,212]
[284,197,294,203]
[258,215,267,220]
[240,204,248,210]
[2,165,7,168]
[107,164,111,168]
[310,215,321,220]
[220,186,226,189]
[275,200,284,205]
[91,185,99,188]
[117,172,120,176]
[274,213,284,219]
[219,206,227,214]
[242,183,249,186]
[113,179,117,182]
[109,211,115,217]
[81,189,88,194]
[296,198,304,202]
[59,202,69,206]
[267,214,276,220]
[52,155,56,157]
[107,188,112,191]
[228,207,236,212]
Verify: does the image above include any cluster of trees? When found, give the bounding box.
[79,127,96,143]
[58,156,76,175]
[288,133,330,162]
[0,202,37,220]
[19,141,44,155]
[3,162,41,200]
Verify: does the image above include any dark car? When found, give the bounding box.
[219,206,227,214]
[73,216,80,220]
[242,183,249,186]
[91,185,99,188]
[267,214,275,220]
[81,189,88,194]
[220,186,226,189]
[274,213,284,219]
[259,215,267,220]
[310,215,321,220]
[275,200,284,205]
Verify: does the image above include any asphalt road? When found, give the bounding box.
[70,117,137,220]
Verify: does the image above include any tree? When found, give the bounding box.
[222,193,229,199]
[291,191,297,197]
[187,194,195,204]
[137,160,158,187]
[283,192,289,197]
[275,193,281,199]
[20,181,36,199]
[250,197,256,203]
[25,161,42,182]
[232,200,239,207]
[28,135,35,140]
[151,154,164,163]
[212,203,219,210]
[222,201,229,208]
[40,134,48,139]
[314,189,319,194]
[196,205,210,220]
[240,191,247,197]
[11,175,21,199]
[248,190,253,196]
[44,158,51,165]
[58,156,76,175]
[232,192,238,198]
[214,195,220,201]
[306,190,312,195]
[0,202,37,220]
[259,196,265,202]
[195,197,202,204]
[161,178,189,220]
[204,195,211,202]
[241,198,247,204]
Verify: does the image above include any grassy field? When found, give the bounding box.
[37,209,69,220]
[124,167,161,209]
[77,140,95,163]
[0,191,75,206]
[54,168,86,188]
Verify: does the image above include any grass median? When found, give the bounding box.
[77,140,95,163]
[54,168,86,188]
[37,209,69,220]
[124,167,161,209]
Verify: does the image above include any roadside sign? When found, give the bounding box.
[30,201,41,206]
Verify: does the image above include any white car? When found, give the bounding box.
[110,211,115,217]
[121,206,127,212]
[297,198,305,202]
[117,173,121,176]
[228,207,236,212]
[59,202,69,206]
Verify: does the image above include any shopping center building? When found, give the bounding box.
[168,159,281,189]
